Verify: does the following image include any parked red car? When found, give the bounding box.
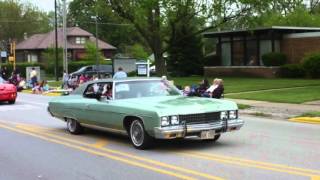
[0,83,17,104]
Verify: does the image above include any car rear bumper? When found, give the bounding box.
[154,119,244,139]
[0,92,17,101]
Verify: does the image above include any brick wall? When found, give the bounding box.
[281,37,320,64]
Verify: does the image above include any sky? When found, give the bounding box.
[21,0,72,12]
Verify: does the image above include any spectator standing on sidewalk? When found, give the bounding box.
[1,66,8,80]
[30,67,38,87]
[62,70,69,89]
[113,67,127,79]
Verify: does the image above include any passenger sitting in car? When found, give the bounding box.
[102,84,112,99]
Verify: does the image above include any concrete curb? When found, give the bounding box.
[21,91,61,97]
[289,117,320,124]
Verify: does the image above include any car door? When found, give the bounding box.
[79,82,121,129]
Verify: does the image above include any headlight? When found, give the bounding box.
[170,116,179,125]
[161,116,170,126]
[220,111,228,120]
[229,110,238,119]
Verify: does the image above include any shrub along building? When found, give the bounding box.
[203,26,320,77]
[15,27,116,63]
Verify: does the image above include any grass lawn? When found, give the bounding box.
[297,111,320,117]
[47,81,62,87]
[171,76,320,93]
[225,86,320,104]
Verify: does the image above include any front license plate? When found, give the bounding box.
[200,130,215,139]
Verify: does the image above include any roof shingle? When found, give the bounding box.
[16,27,116,50]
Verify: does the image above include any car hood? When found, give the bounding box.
[0,84,16,92]
[117,96,238,116]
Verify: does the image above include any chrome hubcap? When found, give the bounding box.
[130,120,144,146]
[67,119,76,132]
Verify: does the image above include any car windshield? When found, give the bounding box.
[114,80,181,100]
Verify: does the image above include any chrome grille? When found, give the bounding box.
[179,112,220,124]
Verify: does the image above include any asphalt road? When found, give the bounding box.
[0,93,319,180]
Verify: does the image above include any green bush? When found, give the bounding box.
[279,64,305,78]
[302,53,320,78]
[262,52,287,66]
[127,71,137,77]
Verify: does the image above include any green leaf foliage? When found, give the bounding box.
[83,41,105,62]
[0,0,52,41]
[279,64,305,78]
[303,53,320,78]
[262,52,287,66]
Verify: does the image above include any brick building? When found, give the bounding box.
[203,26,320,77]
[15,27,116,63]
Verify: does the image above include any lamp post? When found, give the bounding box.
[92,13,100,78]
[54,0,59,81]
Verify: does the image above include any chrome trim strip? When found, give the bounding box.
[81,123,128,135]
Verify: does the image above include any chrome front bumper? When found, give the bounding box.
[154,119,244,139]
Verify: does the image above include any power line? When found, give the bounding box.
[0,19,131,26]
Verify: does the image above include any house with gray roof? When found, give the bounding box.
[16,27,116,63]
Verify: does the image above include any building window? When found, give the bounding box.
[75,37,86,44]
[27,53,38,63]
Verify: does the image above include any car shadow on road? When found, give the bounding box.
[78,128,238,151]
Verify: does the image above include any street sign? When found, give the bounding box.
[0,51,7,58]
[137,64,147,75]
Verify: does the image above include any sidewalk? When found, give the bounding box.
[226,98,320,121]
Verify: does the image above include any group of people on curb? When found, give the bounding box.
[182,78,224,99]
[0,66,51,94]
[0,66,27,92]
[2,65,224,99]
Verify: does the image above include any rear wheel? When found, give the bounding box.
[66,118,83,134]
[8,100,15,104]
[129,119,153,149]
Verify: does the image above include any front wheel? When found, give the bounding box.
[8,100,15,104]
[129,119,153,149]
[66,118,83,134]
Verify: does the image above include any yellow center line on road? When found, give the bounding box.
[90,139,108,148]
[312,176,320,180]
[176,151,320,180]
[0,122,224,180]
[0,123,197,180]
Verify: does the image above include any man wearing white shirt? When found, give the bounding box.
[113,67,127,79]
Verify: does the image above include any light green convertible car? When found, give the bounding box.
[48,78,244,149]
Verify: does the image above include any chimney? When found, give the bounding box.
[23,32,28,40]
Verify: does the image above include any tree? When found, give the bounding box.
[107,0,253,76]
[68,0,145,53]
[83,41,105,61]
[167,1,204,76]
[128,43,149,60]
[0,0,52,42]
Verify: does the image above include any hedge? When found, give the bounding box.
[262,52,287,66]
[302,53,320,78]
[279,64,305,78]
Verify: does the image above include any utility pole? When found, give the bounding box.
[62,0,68,74]
[95,12,100,78]
[54,0,59,81]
